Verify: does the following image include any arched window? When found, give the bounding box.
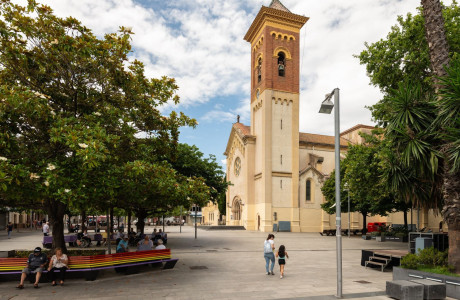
[306,179,311,201]
[257,57,262,83]
[277,52,285,77]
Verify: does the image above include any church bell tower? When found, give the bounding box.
[244,0,308,232]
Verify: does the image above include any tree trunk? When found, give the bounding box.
[47,200,67,252]
[110,206,114,234]
[136,209,147,235]
[362,213,367,234]
[128,210,132,233]
[81,209,86,232]
[442,170,460,273]
[421,0,450,83]
[403,210,408,230]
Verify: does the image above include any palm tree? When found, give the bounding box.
[421,0,460,272]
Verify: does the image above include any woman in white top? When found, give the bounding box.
[47,248,68,286]
[263,234,275,275]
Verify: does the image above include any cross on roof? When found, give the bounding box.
[268,0,291,13]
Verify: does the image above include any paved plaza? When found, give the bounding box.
[0,226,452,300]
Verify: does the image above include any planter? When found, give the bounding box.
[376,236,386,242]
[385,236,408,243]
[393,267,460,299]
[362,235,371,240]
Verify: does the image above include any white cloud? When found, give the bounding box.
[24,0,452,138]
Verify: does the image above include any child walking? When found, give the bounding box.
[276,245,289,279]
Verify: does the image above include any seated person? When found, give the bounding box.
[137,235,153,251]
[155,239,166,250]
[47,247,68,286]
[17,247,48,289]
[159,229,167,245]
[101,231,108,246]
[117,236,129,253]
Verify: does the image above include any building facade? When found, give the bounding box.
[224,0,444,233]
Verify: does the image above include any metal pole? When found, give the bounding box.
[162,215,165,232]
[180,206,182,233]
[333,88,342,298]
[195,205,197,239]
[107,208,111,254]
[348,190,350,238]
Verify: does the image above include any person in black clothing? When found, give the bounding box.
[6,222,13,239]
[17,247,48,289]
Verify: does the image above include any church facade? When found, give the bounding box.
[224,0,444,233]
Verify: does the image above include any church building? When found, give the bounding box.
[224,0,444,233]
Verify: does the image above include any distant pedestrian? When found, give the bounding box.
[42,222,49,236]
[276,245,289,279]
[263,234,275,275]
[6,222,13,239]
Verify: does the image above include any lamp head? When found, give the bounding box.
[319,98,334,114]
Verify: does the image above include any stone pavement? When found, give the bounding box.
[0,226,450,300]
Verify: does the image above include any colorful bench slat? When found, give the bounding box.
[0,249,175,274]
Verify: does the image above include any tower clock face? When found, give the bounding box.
[234,157,241,176]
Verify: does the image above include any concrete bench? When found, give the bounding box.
[386,280,424,300]
[410,279,446,300]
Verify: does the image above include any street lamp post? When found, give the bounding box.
[319,88,342,298]
[344,183,350,239]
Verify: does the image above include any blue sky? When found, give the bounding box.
[24,0,453,169]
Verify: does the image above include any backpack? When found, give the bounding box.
[264,240,272,253]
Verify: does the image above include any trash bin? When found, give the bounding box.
[415,237,433,254]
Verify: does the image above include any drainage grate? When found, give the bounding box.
[355,280,372,284]
[206,250,218,252]
[190,266,208,270]
[223,248,231,250]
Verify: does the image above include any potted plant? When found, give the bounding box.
[376,232,386,242]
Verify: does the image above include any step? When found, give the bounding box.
[369,256,391,262]
[366,261,386,266]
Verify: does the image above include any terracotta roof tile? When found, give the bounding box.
[233,122,251,136]
[340,124,375,136]
[299,132,348,147]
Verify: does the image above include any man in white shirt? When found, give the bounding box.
[42,222,50,236]
[155,239,166,250]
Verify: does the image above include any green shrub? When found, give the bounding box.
[401,253,419,269]
[370,231,380,237]
[401,247,449,270]
[418,247,447,267]
[395,232,407,238]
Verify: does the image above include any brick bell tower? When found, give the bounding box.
[244,0,308,232]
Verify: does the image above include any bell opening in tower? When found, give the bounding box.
[277,52,285,77]
[257,57,262,83]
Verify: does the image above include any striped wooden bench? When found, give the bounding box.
[0,249,178,281]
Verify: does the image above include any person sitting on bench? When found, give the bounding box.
[155,239,166,250]
[17,247,48,289]
[137,235,153,251]
[48,247,68,286]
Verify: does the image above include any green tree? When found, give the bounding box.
[169,144,228,214]
[357,1,460,271]
[0,1,195,250]
[321,138,396,234]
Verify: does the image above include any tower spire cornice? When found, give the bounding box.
[244,6,308,44]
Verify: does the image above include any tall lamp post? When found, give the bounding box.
[344,183,350,239]
[319,88,342,298]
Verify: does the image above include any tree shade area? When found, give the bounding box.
[0,1,227,250]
